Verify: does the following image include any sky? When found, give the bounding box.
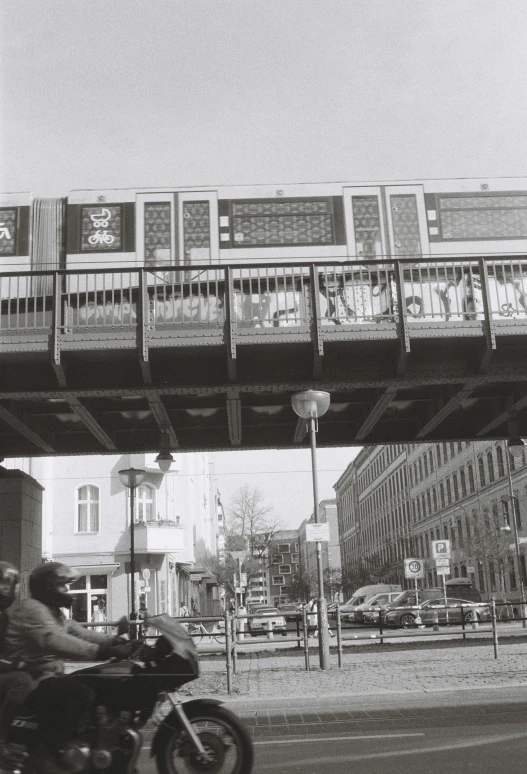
[2,0,527,527]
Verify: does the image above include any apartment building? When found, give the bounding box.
[335,441,527,602]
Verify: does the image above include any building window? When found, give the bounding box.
[278,544,290,553]
[478,457,486,487]
[418,459,423,482]
[478,562,486,592]
[423,455,428,478]
[69,573,108,624]
[429,449,434,473]
[440,482,445,508]
[432,487,437,512]
[457,518,463,548]
[76,485,100,533]
[509,557,517,590]
[437,445,442,467]
[278,565,291,574]
[136,484,155,522]
[487,452,495,482]
[446,479,452,505]
[272,576,285,586]
[460,469,467,498]
[291,553,299,563]
[497,446,505,477]
[453,474,459,501]
[272,554,283,565]
[468,464,475,493]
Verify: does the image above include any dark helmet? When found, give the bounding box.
[29,562,79,608]
[0,561,19,610]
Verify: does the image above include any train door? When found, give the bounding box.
[343,185,430,261]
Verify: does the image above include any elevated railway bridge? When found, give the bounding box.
[1,255,527,459]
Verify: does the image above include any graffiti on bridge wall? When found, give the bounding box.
[71,271,527,329]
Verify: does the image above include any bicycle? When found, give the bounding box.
[186,620,225,644]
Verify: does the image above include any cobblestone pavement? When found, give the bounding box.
[197,639,527,699]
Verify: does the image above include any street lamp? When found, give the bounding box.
[118,468,145,630]
[155,431,174,473]
[291,389,331,670]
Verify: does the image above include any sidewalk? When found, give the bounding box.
[193,636,527,702]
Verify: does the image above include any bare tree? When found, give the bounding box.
[464,505,514,595]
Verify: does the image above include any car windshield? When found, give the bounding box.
[369,594,388,604]
[255,607,280,616]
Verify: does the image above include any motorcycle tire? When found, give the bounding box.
[155,703,254,774]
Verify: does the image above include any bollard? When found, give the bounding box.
[225,611,233,693]
[302,606,310,671]
[266,618,274,640]
[415,613,425,629]
[491,600,499,659]
[432,611,439,632]
[471,608,479,631]
[336,604,342,667]
[231,616,238,674]
[296,612,301,648]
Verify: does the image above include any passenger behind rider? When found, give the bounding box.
[0,562,33,747]
[5,562,135,774]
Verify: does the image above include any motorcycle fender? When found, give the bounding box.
[150,699,224,758]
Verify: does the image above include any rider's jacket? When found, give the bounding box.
[6,598,114,680]
[0,608,17,672]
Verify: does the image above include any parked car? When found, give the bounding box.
[249,607,287,635]
[327,602,338,619]
[339,584,402,621]
[384,597,491,628]
[354,592,403,624]
[278,603,299,621]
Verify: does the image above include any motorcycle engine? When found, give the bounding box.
[61,706,141,774]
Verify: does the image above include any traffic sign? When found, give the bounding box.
[436,566,451,576]
[466,566,475,574]
[306,523,330,542]
[142,586,151,592]
[142,569,151,581]
[404,558,424,579]
[435,556,450,567]
[431,540,451,559]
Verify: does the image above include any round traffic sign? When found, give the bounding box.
[142,569,151,580]
[408,560,421,573]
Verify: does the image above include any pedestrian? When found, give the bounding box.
[179,604,189,618]
[308,596,318,632]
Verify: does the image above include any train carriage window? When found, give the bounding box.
[230,199,334,247]
[183,201,210,261]
[438,194,527,240]
[0,208,17,256]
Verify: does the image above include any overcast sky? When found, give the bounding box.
[2,1,527,527]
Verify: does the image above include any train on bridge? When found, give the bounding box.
[2,177,527,457]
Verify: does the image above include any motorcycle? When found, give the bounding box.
[3,614,253,774]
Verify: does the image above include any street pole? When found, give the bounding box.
[505,449,526,627]
[308,416,330,670]
[130,483,136,623]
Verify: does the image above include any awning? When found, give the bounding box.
[69,563,120,574]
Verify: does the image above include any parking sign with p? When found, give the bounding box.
[431,540,451,559]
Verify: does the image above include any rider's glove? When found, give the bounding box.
[97,641,136,660]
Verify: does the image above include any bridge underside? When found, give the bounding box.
[2,260,527,457]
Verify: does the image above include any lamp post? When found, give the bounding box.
[503,437,526,627]
[118,468,145,631]
[291,389,331,670]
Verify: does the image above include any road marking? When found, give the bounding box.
[254,733,425,745]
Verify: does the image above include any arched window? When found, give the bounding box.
[487,451,495,482]
[478,456,486,487]
[468,464,475,493]
[432,487,437,512]
[136,484,155,522]
[440,482,445,508]
[77,485,100,533]
[437,445,442,467]
[460,468,467,497]
[446,478,452,504]
[497,446,505,477]
[453,474,459,501]
[423,455,428,478]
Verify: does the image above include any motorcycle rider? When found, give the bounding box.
[5,562,134,774]
[0,562,33,746]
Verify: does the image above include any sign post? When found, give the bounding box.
[404,558,424,605]
[432,540,451,622]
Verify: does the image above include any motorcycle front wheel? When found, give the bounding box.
[155,704,254,774]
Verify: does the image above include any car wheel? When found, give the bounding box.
[400,613,416,627]
[464,611,478,624]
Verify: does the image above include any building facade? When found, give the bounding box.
[335,441,527,602]
[298,500,342,600]
[4,451,225,621]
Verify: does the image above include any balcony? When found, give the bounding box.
[133,520,185,554]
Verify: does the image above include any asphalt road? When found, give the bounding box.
[138,697,527,773]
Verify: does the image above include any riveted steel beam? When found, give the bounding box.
[146,392,179,448]
[51,272,67,388]
[138,270,152,385]
[356,387,398,441]
[0,404,55,453]
[394,262,411,376]
[476,393,527,437]
[226,389,242,446]
[66,397,117,451]
[415,381,477,439]
[478,257,497,374]
[310,264,324,379]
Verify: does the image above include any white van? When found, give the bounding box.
[340,584,402,620]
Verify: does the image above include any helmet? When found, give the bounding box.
[0,561,19,610]
[29,562,79,608]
